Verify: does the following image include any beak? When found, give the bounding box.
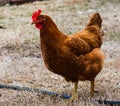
[31,21,35,25]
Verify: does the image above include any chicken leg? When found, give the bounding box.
[90,80,94,97]
[69,81,78,102]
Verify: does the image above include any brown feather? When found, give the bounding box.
[35,13,104,82]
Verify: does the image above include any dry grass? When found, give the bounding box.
[0,0,120,105]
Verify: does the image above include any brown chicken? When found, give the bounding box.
[31,9,104,101]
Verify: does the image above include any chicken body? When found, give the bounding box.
[32,12,104,100]
[40,13,104,82]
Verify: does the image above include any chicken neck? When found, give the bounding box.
[40,17,67,48]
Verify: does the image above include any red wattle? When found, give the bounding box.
[35,24,42,29]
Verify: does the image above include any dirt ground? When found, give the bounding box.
[0,0,120,106]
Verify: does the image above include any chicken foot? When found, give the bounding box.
[90,80,94,97]
[69,81,78,102]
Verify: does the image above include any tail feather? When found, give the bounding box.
[87,13,102,28]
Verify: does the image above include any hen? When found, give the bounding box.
[31,9,104,101]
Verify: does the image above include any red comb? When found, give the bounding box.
[32,9,42,21]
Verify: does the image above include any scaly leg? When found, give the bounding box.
[69,81,78,102]
[90,80,94,97]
